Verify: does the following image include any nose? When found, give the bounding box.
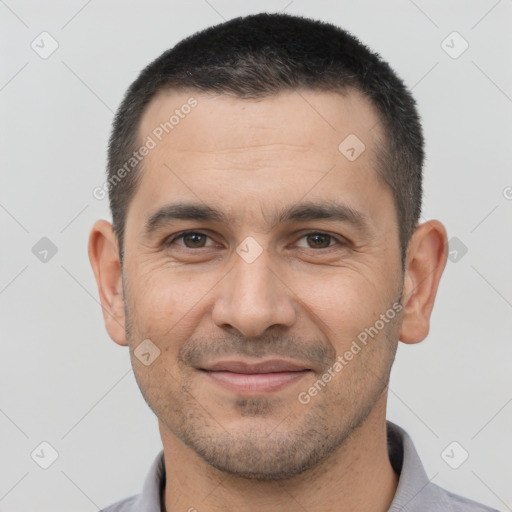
[211,251,297,339]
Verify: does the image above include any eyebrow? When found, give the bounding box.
[143,200,371,236]
[144,203,228,235]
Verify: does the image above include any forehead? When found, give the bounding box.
[138,87,382,158]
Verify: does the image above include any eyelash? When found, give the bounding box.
[164,230,346,250]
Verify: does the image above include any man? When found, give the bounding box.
[89,12,497,512]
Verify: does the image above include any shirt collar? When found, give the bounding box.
[387,421,454,511]
[131,447,165,511]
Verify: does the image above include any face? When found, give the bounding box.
[120,89,405,480]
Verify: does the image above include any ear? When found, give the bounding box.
[88,220,127,346]
[399,220,448,344]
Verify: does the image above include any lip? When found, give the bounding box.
[202,359,310,373]
[199,359,311,394]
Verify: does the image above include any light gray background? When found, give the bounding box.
[1,1,511,511]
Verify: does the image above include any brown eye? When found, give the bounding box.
[166,231,214,249]
[306,233,333,248]
[182,233,207,248]
[295,232,338,249]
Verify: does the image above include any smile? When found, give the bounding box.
[199,359,312,394]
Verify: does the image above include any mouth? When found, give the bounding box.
[198,359,312,394]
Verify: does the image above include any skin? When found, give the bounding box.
[89,88,448,512]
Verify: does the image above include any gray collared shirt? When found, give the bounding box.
[100,421,499,511]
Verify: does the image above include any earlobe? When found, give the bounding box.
[399,220,448,345]
[88,220,127,346]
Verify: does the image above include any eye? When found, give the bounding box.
[166,231,215,249]
[295,232,341,249]
[163,230,346,251]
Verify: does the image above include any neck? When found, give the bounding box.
[160,401,397,512]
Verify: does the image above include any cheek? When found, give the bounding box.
[291,268,394,347]
[127,274,176,332]
[124,260,220,344]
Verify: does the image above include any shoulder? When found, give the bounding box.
[99,495,138,512]
[433,484,501,512]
